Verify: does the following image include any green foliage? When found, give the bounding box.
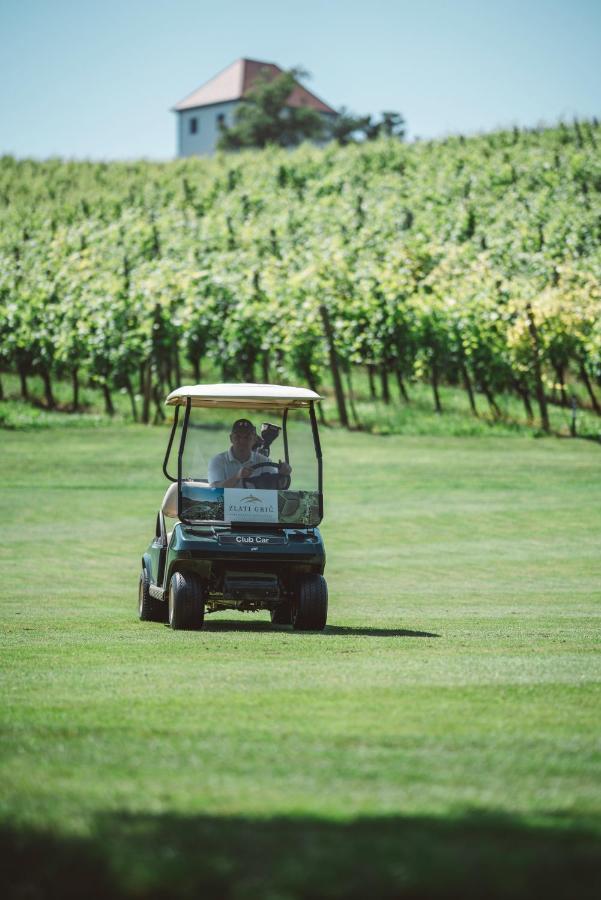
[217,67,325,150]
[364,110,406,140]
[0,121,600,429]
[328,108,406,145]
[328,106,371,145]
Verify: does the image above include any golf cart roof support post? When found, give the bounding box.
[309,401,323,513]
[282,409,289,465]
[163,404,180,483]
[177,397,191,520]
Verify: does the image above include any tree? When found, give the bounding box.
[329,109,406,145]
[364,111,406,141]
[329,107,371,145]
[218,68,325,150]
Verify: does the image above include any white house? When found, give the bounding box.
[173,58,337,157]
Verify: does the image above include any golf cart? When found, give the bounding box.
[139,383,327,631]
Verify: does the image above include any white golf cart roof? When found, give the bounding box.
[165,383,322,410]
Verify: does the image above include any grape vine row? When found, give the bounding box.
[1,119,600,429]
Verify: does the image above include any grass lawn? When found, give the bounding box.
[1,423,600,898]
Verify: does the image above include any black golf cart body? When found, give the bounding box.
[139,383,328,631]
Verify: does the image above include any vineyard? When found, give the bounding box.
[1,120,600,431]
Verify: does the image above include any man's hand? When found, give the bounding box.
[278,461,292,475]
[217,466,253,488]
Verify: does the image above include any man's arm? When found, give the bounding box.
[208,453,225,488]
[208,453,252,488]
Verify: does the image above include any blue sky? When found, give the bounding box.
[1,0,599,159]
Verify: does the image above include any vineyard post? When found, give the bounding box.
[41,369,55,409]
[192,357,201,384]
[479,374,501,418]
[261,353,270,384]
[578,361,601,416]
[367,365,378,400]
[552,363,568,407]
[124,375,138,422]
[319,304,349,428]
[431,360,443,414]
[18,364,29,401]
[345,364,361,429]
[173,345,182,387]
[394,368,410,404]
[460,358,478,416]
[300,361,327,426]
[71,368,79,412]
[141,363,152,424]
[526,303,550,432]
[380,366,391,404]
[102,383,115,417]
[152,381,166,424]
[512,376,534,421]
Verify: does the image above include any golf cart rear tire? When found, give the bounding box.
[292,575,328,631]
[270,603,292,626]
[169,572,205,631]
[139,569,168,623]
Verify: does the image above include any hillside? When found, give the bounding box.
[0,122,600,430]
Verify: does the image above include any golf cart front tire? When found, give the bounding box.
[292,575,328,631]
[169,572,205,631]
[139,569,168,623]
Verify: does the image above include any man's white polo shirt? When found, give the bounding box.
[208,448,273,487]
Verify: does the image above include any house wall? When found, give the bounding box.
[177,101,238,157]
[177,104,338,158]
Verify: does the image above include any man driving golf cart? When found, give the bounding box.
[139,383,327,632]
[208,418,292,489]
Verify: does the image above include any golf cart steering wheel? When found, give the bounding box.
[243,461,291,491]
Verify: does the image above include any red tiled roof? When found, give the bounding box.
[174,58,336,115]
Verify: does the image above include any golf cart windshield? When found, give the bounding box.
[164,387,322,528]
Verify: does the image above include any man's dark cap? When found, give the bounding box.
[231,418,256,434]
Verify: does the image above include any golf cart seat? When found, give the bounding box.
[161,481,208,518]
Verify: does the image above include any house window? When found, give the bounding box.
[189,117,198,135]
[216,113,225,129]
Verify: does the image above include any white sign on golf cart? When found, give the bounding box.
[224,488,278,523]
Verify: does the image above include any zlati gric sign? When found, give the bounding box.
[180,484,321,526]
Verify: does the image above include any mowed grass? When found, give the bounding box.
[1,424,600,898]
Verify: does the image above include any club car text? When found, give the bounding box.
[235,535,270,544]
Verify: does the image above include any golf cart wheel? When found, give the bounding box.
[270,602,292,626]
[169,572,205,631]
[139,568,168,623]
[292,575,328,632]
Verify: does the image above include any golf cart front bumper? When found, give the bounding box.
[164,523,325,579]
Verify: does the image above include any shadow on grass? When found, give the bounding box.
[2,810,600,899]
[201,619,438,638]
[326,625,439,638]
